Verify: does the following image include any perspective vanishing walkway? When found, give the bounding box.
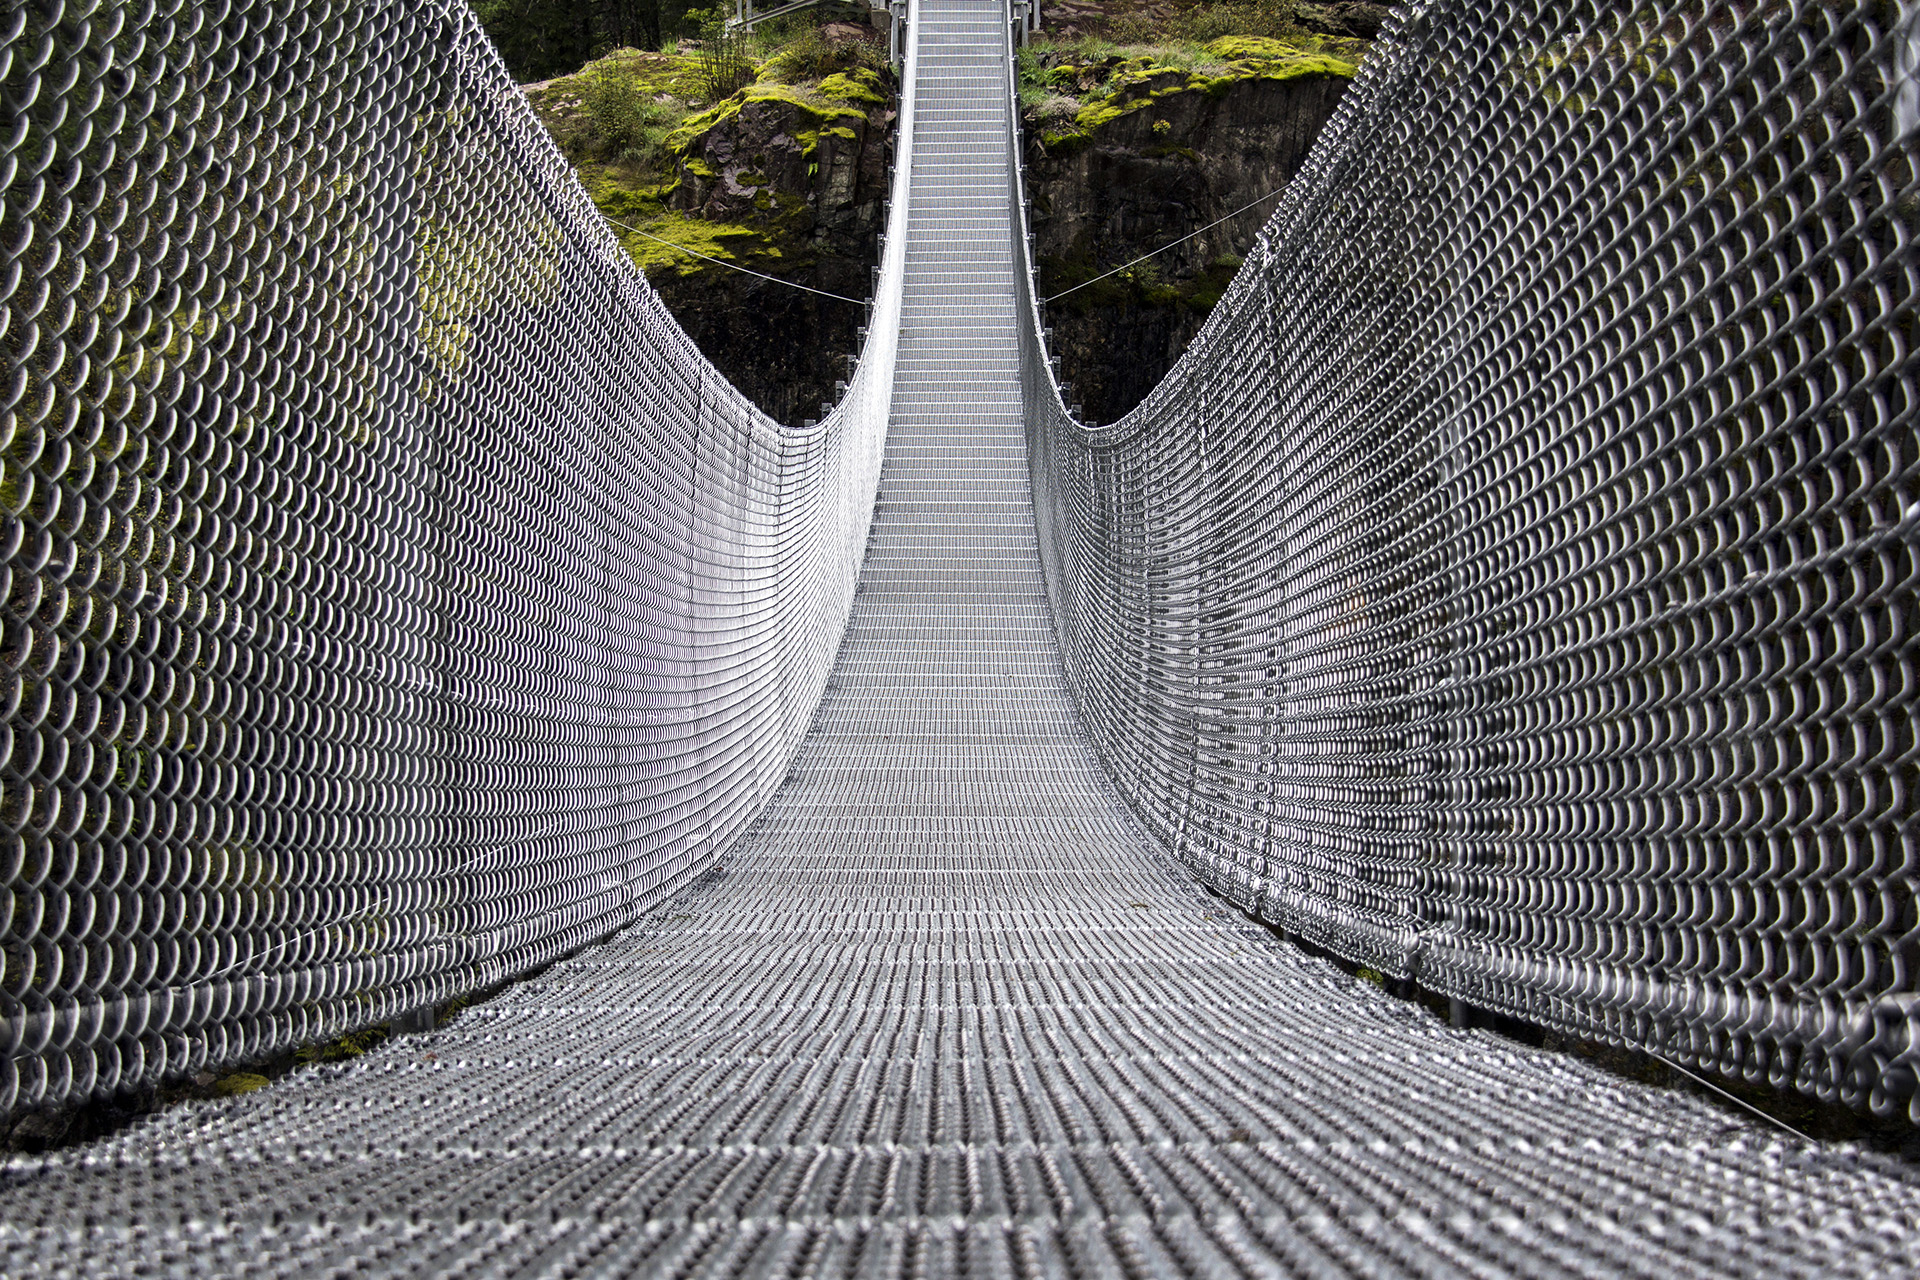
[4,2,1919,1275]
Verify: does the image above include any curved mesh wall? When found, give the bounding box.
[1019,0,1920,1116]
[0,0,908,1112]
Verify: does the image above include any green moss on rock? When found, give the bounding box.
[213,1073,270,1096]
[517,18,892,412]
[614,211,787,277]
[816,69,888,105]
[1203,35,1299,61]
[668,83,868,154]
[1033,36,1356,154]
[528,50,701,165]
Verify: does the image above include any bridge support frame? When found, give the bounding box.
[888,0,908,68]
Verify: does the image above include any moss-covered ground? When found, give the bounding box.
[1019,21,1358,328]
[1019,33,1360,155]
[524,21,892,283]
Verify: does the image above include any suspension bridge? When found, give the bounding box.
[3,0,1919,1273]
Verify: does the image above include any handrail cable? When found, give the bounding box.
[603,213,868,304]
[1041,185,1286,302]
[1646,1050,1816,1144]
[609,181,1282,311]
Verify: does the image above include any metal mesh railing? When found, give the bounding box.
[1018,0,1920,1117]
[0,0,909,1113]
[11,8,1920,1273]
[8,0,1920,1138]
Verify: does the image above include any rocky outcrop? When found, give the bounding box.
[525,29,1358,427]
[1022,38,1359,422]
[654,76,894,422]
[524,42,894,424]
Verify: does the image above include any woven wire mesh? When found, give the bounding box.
[8,5,1920,1271]
[0,0,905,1114]
[1021,0,1920,1116]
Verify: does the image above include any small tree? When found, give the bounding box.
[685,8,756,101]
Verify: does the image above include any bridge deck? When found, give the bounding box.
[4,2,1918,1276]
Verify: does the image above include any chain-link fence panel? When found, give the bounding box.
[1020,0,1920,1117]
[0,0,904,1114]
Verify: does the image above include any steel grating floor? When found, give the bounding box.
[5,2,1920,1276]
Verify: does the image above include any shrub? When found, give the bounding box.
[760,22,887,82]
[582,62,691,168]
[1171,0,1301,41]
[683,8,756,101]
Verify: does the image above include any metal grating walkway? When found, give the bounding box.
[4,2,1920,1275]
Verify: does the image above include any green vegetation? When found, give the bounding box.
[523,18,892,283]
[473,0,883,82]
[664,78,877,156]
[1020,32,1359,153]
[686,8,757,99]
[213,1072,271,1096]
[293,1023,391,1066]
[612,210,790,277]
[531,51,701,168]
[1106,0,1304,43]
[583,58,695,170]
[1074,0,1390,44]
[1014,3,1363,338]
[759,19,891,82]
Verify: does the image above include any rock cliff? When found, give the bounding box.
[524,31,894,423]
[518,17,1363,427]
[1021,36,1360,422]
